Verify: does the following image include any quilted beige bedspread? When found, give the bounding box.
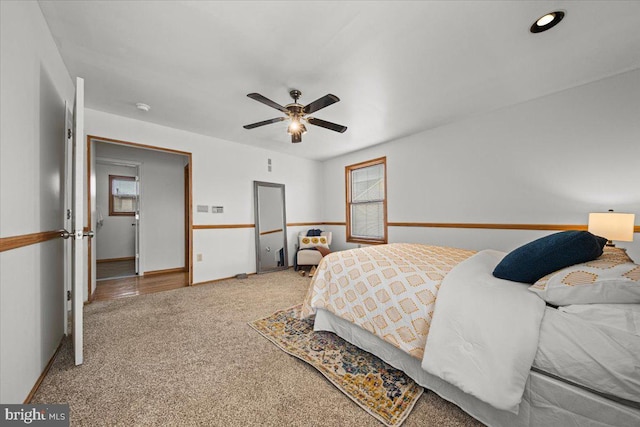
[301,243,475,359]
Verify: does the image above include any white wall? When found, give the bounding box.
[95,163,137,260]
[85,109,324,284]
[322,69,640,262]
[0,1,74,403]
[94,142,186,276]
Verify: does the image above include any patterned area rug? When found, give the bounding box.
[249,304,424,426]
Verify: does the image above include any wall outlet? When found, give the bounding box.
[196,253,203,262]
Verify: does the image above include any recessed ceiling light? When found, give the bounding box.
[530,11,565,33]
[136,102,151,112]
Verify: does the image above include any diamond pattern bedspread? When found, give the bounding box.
[301,243,475,359]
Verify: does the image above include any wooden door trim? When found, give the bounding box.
[87,139,92,301]
[87,135,194,302]
[88,135,191,156]
[185,162,193,285]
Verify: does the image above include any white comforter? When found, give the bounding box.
[421,250,546,413]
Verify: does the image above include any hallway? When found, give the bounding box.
[96,259,135,280]
[93,271,188,301]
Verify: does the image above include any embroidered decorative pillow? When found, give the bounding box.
[493,230,607,284]
[299,234,329,250]
[529,248,640,305]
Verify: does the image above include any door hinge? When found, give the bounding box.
[67,209,71,220]
[67,290,72,301]
[67,128,72,139]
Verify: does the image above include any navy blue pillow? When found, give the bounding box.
[493,231,607,284]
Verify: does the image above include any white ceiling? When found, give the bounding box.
[39,1,640,160]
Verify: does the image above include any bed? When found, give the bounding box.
[301,239,640,426]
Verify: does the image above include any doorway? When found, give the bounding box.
[87,136,193,302]
[95,159,140,280]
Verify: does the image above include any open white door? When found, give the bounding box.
[71,77,85,365]
[63,102,73,336]
[134,175,141,275]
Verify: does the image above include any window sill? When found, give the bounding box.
[347,237,387,245]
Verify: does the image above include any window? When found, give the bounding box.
[346,157,387,244]
[109,175,137,216]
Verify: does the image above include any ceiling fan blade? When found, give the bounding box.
[303,94,340,114]
[247,93,288,113]
[243,117,286,129]
[307,117,347,133]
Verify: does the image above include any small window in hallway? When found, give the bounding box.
[109,175,137,216]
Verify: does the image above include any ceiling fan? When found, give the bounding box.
[243,89,347,143]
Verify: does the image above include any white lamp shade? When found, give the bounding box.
[588,212,635,242]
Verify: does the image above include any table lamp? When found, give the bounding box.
[588,210,635,247]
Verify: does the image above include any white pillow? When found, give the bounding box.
[299,234,329,250]
[528,248,640,305]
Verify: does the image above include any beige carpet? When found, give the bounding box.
[32,270,484,426]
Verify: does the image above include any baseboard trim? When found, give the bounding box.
[192,272,257,287]
[97,256,135,263]
[144,267,187,276]
[23,335,65,404]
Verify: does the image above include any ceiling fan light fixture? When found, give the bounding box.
[530,11,564,33]
[287,118,307,135]
[244,89,346,143]
[287,119,300,134]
